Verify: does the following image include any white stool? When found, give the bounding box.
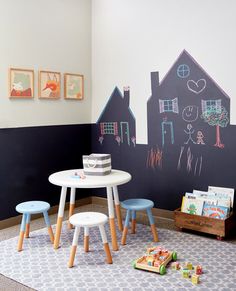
[68,212,113,267]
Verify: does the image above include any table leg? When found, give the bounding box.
[107,186,118,251]
[68,188,76,229]
[54,186,67,249]
[113,186,123,231]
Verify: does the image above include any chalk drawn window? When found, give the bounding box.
[177,64,190,78]
[201,99,221,114]
[159,98,179,114]
[100,122,118,135]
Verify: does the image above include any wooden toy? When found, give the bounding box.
[171,261,180,270]
[195,265,203,275]
[192,274,200,284]
[132,246,177,275]
[182,269,190,278]
[185,262,193,270]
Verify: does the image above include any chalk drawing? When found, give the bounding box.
[146,146,163,169]
[177,146,184,170]
[194,158,198,176]
[98,136,104,145]
[131,136,136,147]
[159,98,179,114]
[161,120,174,146]
[100,122,118,135]
[186,147,193,173]
[201,106,229,148]
[120,122,130,145]
[184,124,196,144]
[198,156,203,176]
[196,131,205,145]
[201,99,221,114]
[187,79,206,94]
[177,64,190,78]
[182,106,198,122]
[115,135,121,146]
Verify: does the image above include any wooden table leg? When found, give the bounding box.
[107,186,118,251]
[54,186,67,249]
[68,188,76,229]
[25,213,31,238]
[68,227,80,268]
[17,214,27,252]
[113,186,123,231]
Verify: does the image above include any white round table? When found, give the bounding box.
[49,169,131,250]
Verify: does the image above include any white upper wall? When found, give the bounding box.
[0,0,91,128]
[92,0,236,144]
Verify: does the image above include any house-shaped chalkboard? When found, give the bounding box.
[97,87,136,147]
[147,50,230,149]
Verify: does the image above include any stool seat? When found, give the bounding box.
[69,212,108,227]
[16,201,50,214]
[121,199,154,211]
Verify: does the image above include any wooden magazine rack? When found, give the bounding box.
[174,208,236,240]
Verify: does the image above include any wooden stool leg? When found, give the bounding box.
[84,227,89,252]
[113,186,123,231]
[99,224,113,264]
[68,188,76,229]
[17,214,27,251]
[25,214,31,238]
[147,208,159,242]
[68,227,80,268]
[43,211,54,243]
[131,210,136,234]
[121,210,131,245]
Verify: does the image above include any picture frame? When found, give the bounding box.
[38,70,61,99]
[64,73,84,100]
[9,68,34,98]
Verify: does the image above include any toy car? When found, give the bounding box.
[132,246,177,275]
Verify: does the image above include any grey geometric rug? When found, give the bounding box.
[0,221,236,291]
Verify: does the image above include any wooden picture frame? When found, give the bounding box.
[64,73,84,100]
[9,68,34,98]
[38,70,61,99]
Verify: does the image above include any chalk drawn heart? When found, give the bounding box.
[187,79,206,94]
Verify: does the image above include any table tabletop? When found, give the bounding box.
[48,169,131,188]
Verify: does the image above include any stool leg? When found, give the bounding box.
[99,224,113,264]
[68,227,80,268]
[68,188,76,229]
[113,186,123,231]
[25,214,31,238]
[84,227,89,252]
[131,210,136,234]
[54,186,67,249]
[43,211,54,244]
[17,214,27,251]
[121,210,131,245]
[146,208,158,242]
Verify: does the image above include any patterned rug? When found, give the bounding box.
[0,222,235,291]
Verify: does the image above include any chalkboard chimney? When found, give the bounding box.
[151,71,159,96]
[123,86,130,107]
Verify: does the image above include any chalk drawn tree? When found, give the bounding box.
[201,106,229,148]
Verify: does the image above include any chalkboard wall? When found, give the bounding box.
[0,124,91,220]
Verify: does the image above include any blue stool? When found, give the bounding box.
[121,199,158,245]
[16,201,54,251]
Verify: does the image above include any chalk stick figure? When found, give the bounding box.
[196,131,205,145]
[184,124,196,144]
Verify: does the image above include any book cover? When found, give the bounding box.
[181,197,204,215]
[185,192,230,208]
[202,203,229,219]
[208,186,234,208]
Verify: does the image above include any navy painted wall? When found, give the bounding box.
[0,124,91,220]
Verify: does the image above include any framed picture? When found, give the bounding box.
[38,70,61,99]
[64,73,84,100]
[9,68,34,98]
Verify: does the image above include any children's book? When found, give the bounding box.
[185,192,230,208]
[208,186,234,208]
[202,203,229,219]
[181,197,204,215]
